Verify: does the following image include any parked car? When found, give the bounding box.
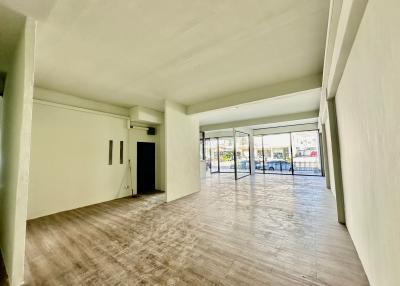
[255,160,263,170]
[229,160,250,170]
[265,160,292,171]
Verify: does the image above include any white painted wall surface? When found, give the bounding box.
[335,1,400,285]
[165,101,200,202]
[0,18,36,286]
[28,101,130,219]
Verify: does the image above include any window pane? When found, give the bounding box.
[204,139,211,173]
[200,139,203,160]
[291,131,322,175]
[235,132,250,179]
[253,135,264,173]
[210,138,219,173]
[263,133,292,174]
[218,137,234,173]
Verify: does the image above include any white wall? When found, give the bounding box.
[29,88,168,219]
[0,18,35,286]
[28,100,130,219]
[335,0,400,285]
[165,100,200,202]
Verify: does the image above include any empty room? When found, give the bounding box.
[0,0,399,285]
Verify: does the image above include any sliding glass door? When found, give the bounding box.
[235,131,250,179]
[205,131,250,180]
[218,137,235,173]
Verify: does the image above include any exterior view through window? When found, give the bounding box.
[291,131,322,175]
[210,138,219,173]
[204,139,211,173]
[253,130,322,176]
[235,131,250,179]
[203,130,251,180]
[263,133,292,174]
[204,129,322,178]
[254,136,264,174]
[218,137,235,173]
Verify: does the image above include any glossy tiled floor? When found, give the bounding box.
[24,174,369,285]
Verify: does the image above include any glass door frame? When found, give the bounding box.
[234,130,251,180]
[217,136,235,174]
[209,137,220,174]
[253,135,265,174]
[209,136,235,174]
[207,134,251,180]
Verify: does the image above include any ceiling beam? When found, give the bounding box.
[324,0,368,99]
[187,74,322,115]
[322,0,343,93]
[200,110,319,131]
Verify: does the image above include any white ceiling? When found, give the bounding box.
[0,3,25,71]
[198,88,320,126]
[35,0,329,111]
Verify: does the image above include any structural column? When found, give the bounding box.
[327,98,345,224]
[321,123,331,189]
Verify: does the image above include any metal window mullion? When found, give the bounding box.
[290,132,294,175]
[262,136,266,174]
[233,131,238,180]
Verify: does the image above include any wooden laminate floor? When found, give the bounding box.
[24,174,369,285]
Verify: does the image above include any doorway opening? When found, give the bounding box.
[137,142,156,194]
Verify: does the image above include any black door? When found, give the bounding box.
[137,142,156,194]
